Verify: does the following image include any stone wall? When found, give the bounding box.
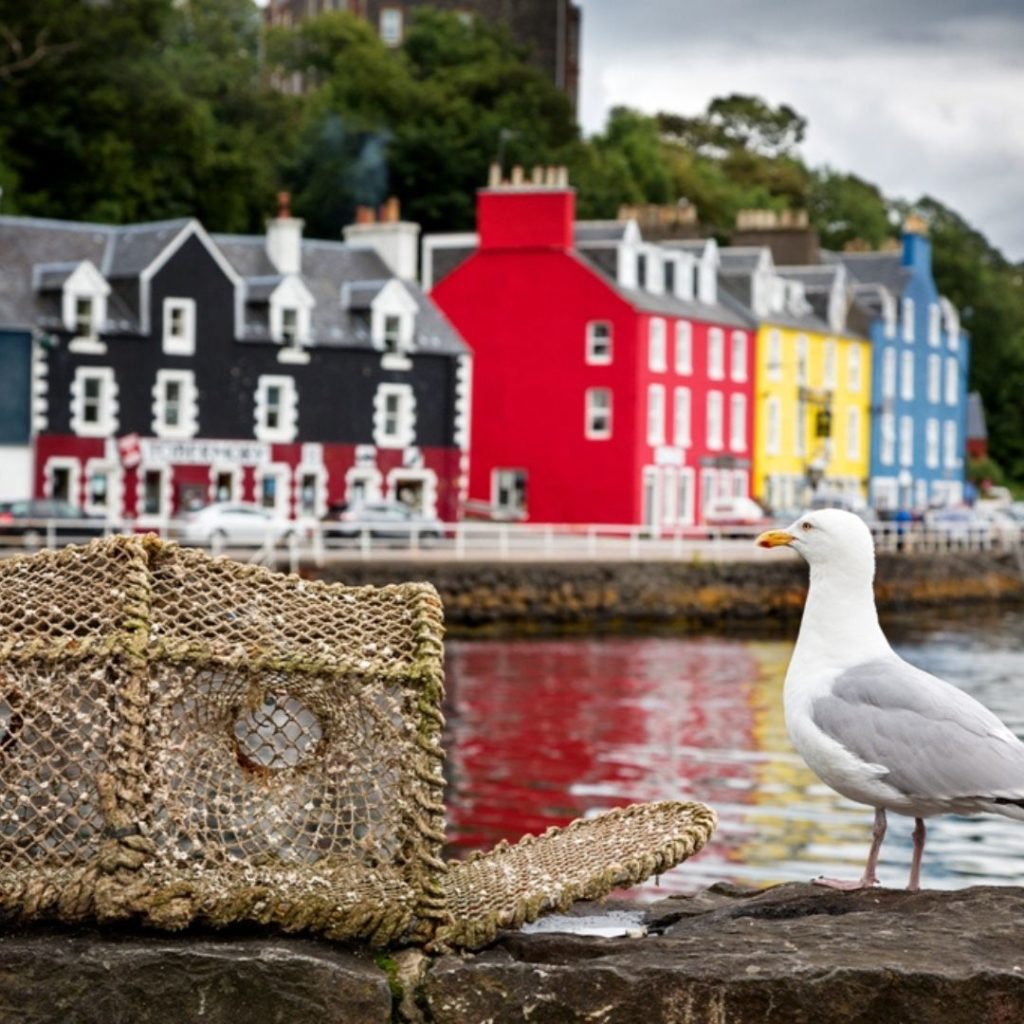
[6,885,1024,1023]
[301,551,1024,635]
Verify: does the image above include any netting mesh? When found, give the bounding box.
[0,537,716,949]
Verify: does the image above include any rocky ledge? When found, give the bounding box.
[3,884,1024,1023]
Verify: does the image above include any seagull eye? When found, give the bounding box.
[801,522,813,532]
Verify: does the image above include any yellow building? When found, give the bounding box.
[753,322,872,512]
[718,249,872,513]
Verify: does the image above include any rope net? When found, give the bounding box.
[0,537,715,948]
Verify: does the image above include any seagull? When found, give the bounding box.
[756,508,1024,891]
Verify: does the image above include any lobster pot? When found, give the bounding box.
[0,537,715,949]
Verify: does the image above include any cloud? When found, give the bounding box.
[578,2,1024,258]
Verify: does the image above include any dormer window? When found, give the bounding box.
[75,297,95,337]
[383,314,402,354]
[281,307,299,344]
[163,297,196,355]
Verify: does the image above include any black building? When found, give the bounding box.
[0,201,470,523]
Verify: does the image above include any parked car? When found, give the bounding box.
[704,497,772,536]
[320,501,444,544]
[0,499,108,549]
[923,506,989,544]
[176,503,297,548]
[973,503,1022,542]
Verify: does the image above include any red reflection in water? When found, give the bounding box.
[442,637,761,886]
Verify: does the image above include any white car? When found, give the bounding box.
[178,503,297,548]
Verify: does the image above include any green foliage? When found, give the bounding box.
[658,94,806,159]
[967,455,1005,487]
[809,169,893,250]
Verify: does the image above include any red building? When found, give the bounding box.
[426,168,755,527]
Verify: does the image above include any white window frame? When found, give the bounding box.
[706,390,723,450]
[901,350,915,401]
[44,456,81,506]
[928,303,941,346]
[152,368,198,439]
[585,387,612,439]
[729,393,746,452]
[379,5,403,45]
[673,387,691,447]
[648,318,667,372]
[586,321,612,365]
[925,417,940,469]
[927,354,941,404]
[674,321,692,375]
[795,334,809,386]
[766,330,782,381]
[730,331,748,382]
[945,357,958,406]
[902,297,915,342]
[846,406,861,461]
[162,297,196,356]
[823,339,837,390]
[882,346,897,400]
[255,463,292,518]
[254,374,298,443]
[208,464,243,504]
[899,415,914,467]
[880,412,896,466]
[83,458,122,520]
[848,344,862,393]
[646,384,665,445]
[137,464,172,522]
[707,328,725,380]
[943,420,958,469]
[794,401,806,457]
[345,465,383,506]
[373,382,416,449]
[766,397,781,456]
[676,467,695,525]
[493,468,528,514]
[71,366,118,438]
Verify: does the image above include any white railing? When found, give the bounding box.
[0,516,1022,566]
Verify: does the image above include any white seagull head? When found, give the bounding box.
[756,508,876,576]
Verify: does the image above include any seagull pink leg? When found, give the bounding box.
[907,817,926,892]
[814,807,886,891]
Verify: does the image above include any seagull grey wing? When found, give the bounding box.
[812,657,1024,808]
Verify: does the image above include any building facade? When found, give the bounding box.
[829,224,969,510]
[425,169,755,528]
[0,204,469,524]
[717,249,872,512]
[265,0,580,112]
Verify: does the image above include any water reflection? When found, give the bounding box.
[442,606,1024,895]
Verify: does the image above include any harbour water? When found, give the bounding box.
[442,605,1024,895]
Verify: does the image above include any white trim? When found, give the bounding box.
[880,412,896,466]
[62,261,110,342]
[83,457,122,519]
[70,366,118,438]
[945,357,958,406]
[136,464,173,523]
[730,331,748,383]
[646,384,665,445]
[162,297,196,355]
[674,321,692,375]
[707,327,725,380]
[454,354,472,452]
[208,463,243,503]
[706,390,723,450]
[925,417,940,469]
[795,334,809,385]
[387,467,438,517]
[822,339,837,390]
[766,396,781,455]
[254,374,298,443]
[672,386,691,447]
[586,321,612,365]
[371,279,417,355]
[848,344,862,393]
[901,297,915,342]
[899,415,914,467]
[648,318,667,372]
[766,329,782,382]
[729,393,747,452]
[846,406,861,460]
[373,382,416,449]
[676,466,696,525]
[345,465,383,505]
[927,353,941,405]
[31,337,49,434]
[585,386,612,440]
[901,350,915,401]
[43,456,81,507]
[943,419,958,469]
[152,368,199,439]
[420,232,478,291]
[269,276,315,346]
[254,462,292,518]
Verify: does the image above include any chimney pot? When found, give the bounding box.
[488,162,502,188]
[531,165,544,185]
[511,164,524,186]
[276,191,292,219]
[355,205,376,225]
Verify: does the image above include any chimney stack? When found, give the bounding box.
[343,197,420,280]
[265,191,305,276]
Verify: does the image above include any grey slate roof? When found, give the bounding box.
[0,215,467,356]
[823,250,910,295]
[574,221,630,245]
[717,247,766,274]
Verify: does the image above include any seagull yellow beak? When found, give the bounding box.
[755,529,795,549]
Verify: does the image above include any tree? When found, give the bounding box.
[809,169,893,251]
[658,94,806,159]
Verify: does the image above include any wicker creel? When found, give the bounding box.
[0,536,716,949]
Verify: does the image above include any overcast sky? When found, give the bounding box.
[578,0,1024,260]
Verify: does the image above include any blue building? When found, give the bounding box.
[828,221,969,511]
[0,328,34,500]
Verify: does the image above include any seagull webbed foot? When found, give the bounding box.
[812,875,879,891]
